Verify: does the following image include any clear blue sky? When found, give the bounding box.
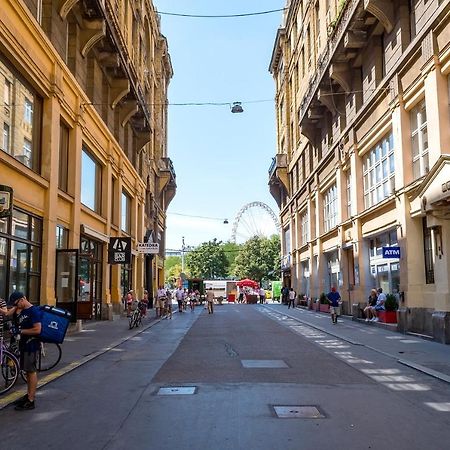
[154,1,284,250]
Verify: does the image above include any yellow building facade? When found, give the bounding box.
[0,0,175,320]
[269,0,450,342]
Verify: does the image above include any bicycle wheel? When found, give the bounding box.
[36,342,62,371]
[0,350,19,395]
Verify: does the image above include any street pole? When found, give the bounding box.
[181,236,185,272]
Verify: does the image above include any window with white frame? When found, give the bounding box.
[24,98,33,124]
[363,133,395,209]
[301,210,309,245]
[323,184,338,232]
[121,190,131,233]
[411,100,429,179]
[346,170,353,217]
[3,123,10,152]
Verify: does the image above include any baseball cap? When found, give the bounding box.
[7,291,25,307]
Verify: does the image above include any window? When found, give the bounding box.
[56,225,68,249]
[411,100,429,179]
[81,146,102,213]
[3,123,10,152]
[3,79,10,106]
[58,122,69,192]
[0,56,42,172]
[346,170,353,217]
[363,133,395,209]
[111,177,117,225]
[323,184,338,232]
[24,98,33,124]
[301,210,309,245]
[0,208,42,303]
[121,190,131,233]
[422,218,434,284]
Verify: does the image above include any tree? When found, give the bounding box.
[233,235,280,282]
[164,256,186,286]
[186,239,229,279]
[221,241,241,276]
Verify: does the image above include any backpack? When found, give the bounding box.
[39,305,71,344]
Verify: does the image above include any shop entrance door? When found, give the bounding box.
[55,249,78,321]
[77,255,93,320]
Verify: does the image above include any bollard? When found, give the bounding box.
[76,319,83,332]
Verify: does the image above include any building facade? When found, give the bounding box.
[0,0,176,320]
[269,0,450,342]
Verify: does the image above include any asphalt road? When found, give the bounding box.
[1,304,450,450]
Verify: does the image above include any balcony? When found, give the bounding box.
[158,157,177,207]
[281,255,291,271]
[268,153,289,208]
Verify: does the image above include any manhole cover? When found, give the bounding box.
[157,386,197,395]
[273,406,325,419]
[241,360,289,368]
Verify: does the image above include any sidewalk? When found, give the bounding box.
[265,304,450,384]
[0,310,166,410]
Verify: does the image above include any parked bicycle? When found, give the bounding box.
[0,336,20,395]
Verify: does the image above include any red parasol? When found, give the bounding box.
[236,278,259,289]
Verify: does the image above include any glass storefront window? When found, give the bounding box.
[0,208,42,303]
[56,225,68,249]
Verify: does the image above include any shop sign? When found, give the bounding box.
[137,242,159,254]
[382,246,400,258]
[108,237,132,264]
[0,185,13,218]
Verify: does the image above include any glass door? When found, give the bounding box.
[55,249,78,321]
[77,255,93,320]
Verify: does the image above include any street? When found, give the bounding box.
[1,304,450,450]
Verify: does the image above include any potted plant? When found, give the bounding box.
[379,294,398,323]
[319,292,330,313]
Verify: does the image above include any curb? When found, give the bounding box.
[0,316,166,410]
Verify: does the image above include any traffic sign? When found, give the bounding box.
[108,237,132,264]
[137,242,159,254]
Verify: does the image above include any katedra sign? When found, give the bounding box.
[137,242,159,254]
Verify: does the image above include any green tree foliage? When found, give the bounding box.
[185,239,229,279]
[164,256,184,286]
[233,235,280,282]
[222,241,241,275]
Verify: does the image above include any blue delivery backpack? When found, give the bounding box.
[39,305,71,344]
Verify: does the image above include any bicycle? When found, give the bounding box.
[0,336,20,395]
[128,302,144,329]
[8,335,62,373]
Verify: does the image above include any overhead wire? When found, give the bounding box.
[157,8,288,19]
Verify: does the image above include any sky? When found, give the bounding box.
[154,1,285,251]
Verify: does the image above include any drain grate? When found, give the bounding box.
[157,386,197,395]
[241,360,289,368]
[273,405,325,419]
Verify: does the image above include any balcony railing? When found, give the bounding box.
[269,153,288,178]
[161,157,176,181]
[299,0,361,123]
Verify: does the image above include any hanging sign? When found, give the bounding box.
[0,185,13,218]
[137,242,159,254]
[108,237,132,264]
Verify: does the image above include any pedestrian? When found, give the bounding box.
[287,287,296,309]
[364,289,378,322]
[125,290,134,317]
[164,292,173,319]
[281,285,289,305]
[327,286,341,324]
[140,290,149,317]
[370,288,386,322]
[238,287,244,303]
[7,292,41,410]
[175,287,185,313]
[206,288,215,314]
[156,286,166,318]
[259,287,266,304]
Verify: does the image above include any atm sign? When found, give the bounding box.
[382,247,400,258]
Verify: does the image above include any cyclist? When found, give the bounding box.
[6,291,41,411]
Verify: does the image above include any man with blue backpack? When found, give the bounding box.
[7,291,41,411]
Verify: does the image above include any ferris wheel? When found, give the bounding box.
[231,202,281,244]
